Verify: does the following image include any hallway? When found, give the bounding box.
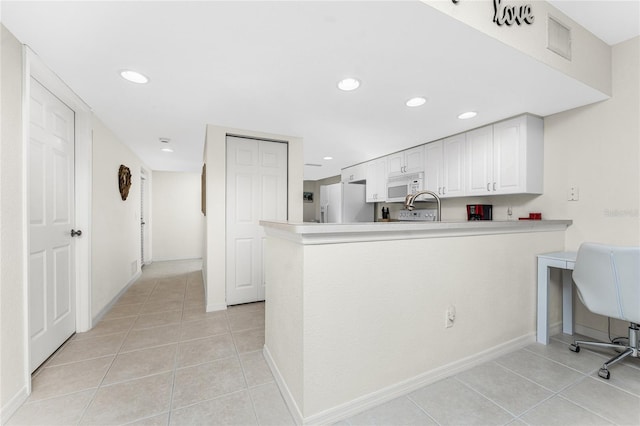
[9,260,293,425]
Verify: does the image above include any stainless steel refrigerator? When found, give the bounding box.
[319,183,374,223]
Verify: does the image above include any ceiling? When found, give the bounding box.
[2,1,638,180]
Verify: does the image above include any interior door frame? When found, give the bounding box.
[22,47,92,386]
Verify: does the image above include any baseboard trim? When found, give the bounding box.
[574,324,612,342]
[549,320,563,337]
[91,270,142,326]
[206,302,227,312]
[263,345,304,425]
[265,333,536,425]
[1,385,29,424]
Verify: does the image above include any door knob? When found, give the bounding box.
[70,229,82,237]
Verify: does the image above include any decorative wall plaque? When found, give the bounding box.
[451,0,535,27]
[118,165,132,201]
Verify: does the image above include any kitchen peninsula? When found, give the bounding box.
[261,219,571,425]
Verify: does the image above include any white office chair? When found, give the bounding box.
[569,243,640,379]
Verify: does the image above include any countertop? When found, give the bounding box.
[260,219,573,245]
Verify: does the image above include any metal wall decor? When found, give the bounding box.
[118,165,132,201]
[452,0,535,27]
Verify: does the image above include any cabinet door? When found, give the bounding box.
[365,158,387,202]
[342,163,366,183]
[424,141,443,194]
[465,125,493,195]
[442,134,465,197]
[387,152,404,177]
[404,146,425,174]
[493,116,525,194]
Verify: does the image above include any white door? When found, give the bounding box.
[28,77,76,372]
[226,136,287,305]
[140,173,147,266]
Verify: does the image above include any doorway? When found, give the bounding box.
[225,136,288,305]
[24,48,93,377]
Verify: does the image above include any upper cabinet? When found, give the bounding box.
[424,134,465,198]
[466,125,495,195]
[341,163,366,183]
[365,157,387,203]
[466,115,543,195]
[341,114,543,201]
[387,145,424,178]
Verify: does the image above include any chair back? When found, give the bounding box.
[572,243,640,324]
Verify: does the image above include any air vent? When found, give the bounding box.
[547,15,571,60]
[304,163,322,167]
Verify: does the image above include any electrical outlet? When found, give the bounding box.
[445,305,456,328]
[568,185,579,201]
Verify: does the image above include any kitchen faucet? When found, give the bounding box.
[404,190,442,221]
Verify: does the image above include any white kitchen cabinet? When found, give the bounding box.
[466,125,494,195]
[341,163,366,183]
[365,157,387,202]
[466,114,543,196]
[424,135,465,198]
[387,145,424,177]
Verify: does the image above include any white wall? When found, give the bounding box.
[266,228,567,421]
[545,37,640,336]
[203,125,303,311]
[0,24,28,421]
[91,118,144,320]
[425,0,611,95]
[151,171,204,261]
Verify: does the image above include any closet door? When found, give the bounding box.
[226,136,287,305]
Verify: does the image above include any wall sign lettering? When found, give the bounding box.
[451,0,535,27]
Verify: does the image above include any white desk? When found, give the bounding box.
[537,251,577,344]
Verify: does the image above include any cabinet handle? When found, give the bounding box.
[487,183,491,191]
[442,186,446,194]
[493,182,496,191]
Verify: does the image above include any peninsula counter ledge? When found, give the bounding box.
[260,219,572,425]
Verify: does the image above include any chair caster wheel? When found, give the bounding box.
[569,344,580,353]
[598,368,610,380]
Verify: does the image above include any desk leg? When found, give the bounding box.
[562,270,574,336]
[537,261,550,344]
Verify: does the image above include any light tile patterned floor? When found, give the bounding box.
[9,260,292,426]
[8,260,640,425]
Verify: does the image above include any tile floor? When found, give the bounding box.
[8,260,640,425]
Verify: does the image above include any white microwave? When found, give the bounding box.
[386,172,424,202]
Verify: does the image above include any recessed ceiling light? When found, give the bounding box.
[120,70,149,84]
[406,97,427,107]
[337,78,360,91]
[323,156,333,160]
[458,111,477,119]
[161,147,174,153]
